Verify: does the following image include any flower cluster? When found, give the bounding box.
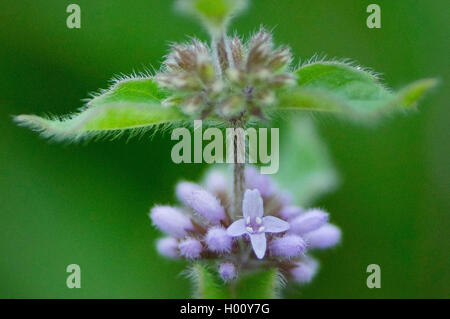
[155,28,295,120]
[150,167,341,283]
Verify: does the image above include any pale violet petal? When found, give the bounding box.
[290,256,319,283]
[226,219,247,237]
[263,216,290,233]
[250,233,267,259]
[186,189,226,224]
[242,189,264,219]
[303,224,341,249]
[245,166,275,198]
[290,209,328,234]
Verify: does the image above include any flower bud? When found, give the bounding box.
[185,189,226,224]
[252,69,272,85]
[218,262,237,281]
[279,205,303,220]
[229,35,244,67]
[245,166,275,198]
[210,80,225,95]
[268,74,296,88]
[225,68,245,86]
[150,206,194,238]
[268,47,292,71]
[205,226,232,253]
[155,73,200,91]
[277,191,292,206]
[247,29,273,70]
[176,181,202,206]
[197,54,215,84]
[303,224,341,249]
[183,94,204,114]
[178,237,203,259]
[205,171,228,195]
[156,237,179,259]
[290,257,319,283]
[171,44,197,71]
[254,89,276,106]
[220,95,245,116]
[269,234,306,257]
[216,36,230,72]
[289,209,328,234]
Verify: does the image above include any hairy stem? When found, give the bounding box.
[233,160,245,219]
[232,118,245,220]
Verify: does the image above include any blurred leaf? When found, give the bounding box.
[278,62,437,119]
[233,268,282,298]
[177,0,247,31]
[392,78,439,107]
[188,264,230,298]
[195,0,232,24]
[14,78,187,142]
[275,116,339,206]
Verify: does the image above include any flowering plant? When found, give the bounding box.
[14,0,436,298]
[151,167,340,297]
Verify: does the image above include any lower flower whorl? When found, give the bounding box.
[149,167,341,284]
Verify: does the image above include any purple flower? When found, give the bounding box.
[179,238,203,259]
[205,171,228,195]
[289,208,328,234]
[205,226,232,253]
[227,189,289,259]
[269,234,306,258]
[184,188,226,224]
[290,257,319,283]
[176,181,202,206]
[245,166,275,198]
[279,205,303,220]
[218,262,237,281]
[303,224,341,249]
[150,206,194,238]
[156,237,179,259]
[150,167,342,285]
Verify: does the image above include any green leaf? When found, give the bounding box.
[275,115,339,206]
[188,264,230,299]
[14,77,187,141]
[277,87,346,113]
[195,0,232,25]
[278,61,437,119]
[233,268,282,299]
[177,0,247,32]
[392,78,438,107]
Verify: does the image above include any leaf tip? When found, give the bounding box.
[13,114,50,131]
[397,77,439,108]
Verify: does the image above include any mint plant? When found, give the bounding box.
[14,0,436,298]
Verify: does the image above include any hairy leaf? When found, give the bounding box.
[233,268,282,299]
[188,264,230,299]
[276,116,339,206]
[14,77,187,141]
[278,62,437,119]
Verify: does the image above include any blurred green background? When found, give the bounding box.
[0,0,448,298]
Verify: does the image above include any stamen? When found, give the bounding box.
[255,217,262,225]
[258,226,265,233]
[246,226,253,233]
[246,217,251,224]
